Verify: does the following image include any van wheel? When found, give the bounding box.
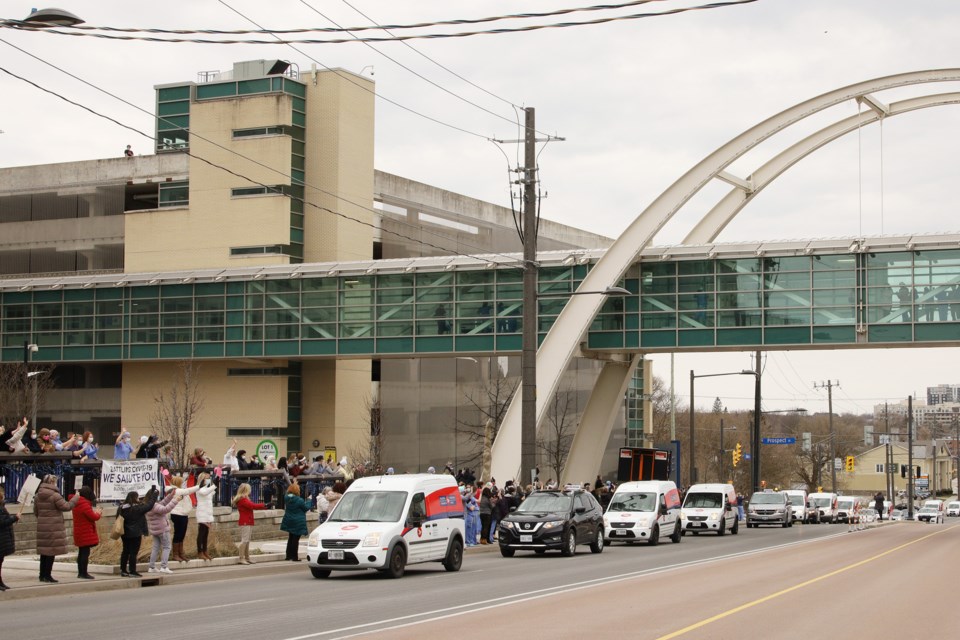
[500,546,515,558]
[731,518,739,535]
[310,568,330,579]
[590,528,604,554]
[385,546,406,579]
[648,525,660,546]
[442,538,463,572]
[561,529,577,557]
[670,523,681,543]
[717,519,726,536]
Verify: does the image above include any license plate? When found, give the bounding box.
[614,530,628,536]
[328,550,344,560]
[520,535,533,543]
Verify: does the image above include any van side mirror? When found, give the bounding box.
[509,506,517,512]
[407,514,424,528]
[659,505,668,516]
[575,506,586,514]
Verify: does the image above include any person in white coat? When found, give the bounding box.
[195,472,217,561]
[168,475,199,562]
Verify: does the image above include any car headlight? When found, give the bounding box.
[542,521,564,530]
[680,512,687,520]
[602,517,609,527]
[308,529,321,546]
[362,533,381,547]
[501,521,515,530]
[775,509,784,514]
[709,513,719,521]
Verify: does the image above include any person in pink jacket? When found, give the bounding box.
[145,486,181,574]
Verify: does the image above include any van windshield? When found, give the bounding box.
[328,491,408,523]
[750,493,784,505]
[608,492,656,512]
[684,493,723,509]
[813,497,832,508]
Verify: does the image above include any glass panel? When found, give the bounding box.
[158,85,190,101]
[237,78,271,95]
[764,309,811,325]
[764,271,810,289]
[763,256,809,271]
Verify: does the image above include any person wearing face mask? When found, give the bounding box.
[80,431,98,461]
[25,425,43,454]
[114,431,134,460]
[49,430,63,451]
[195,472,217,561]
[38,428,55,454]
[135,435,149,458]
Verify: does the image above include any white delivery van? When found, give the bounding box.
[836,495,862,523]
[679,483,739,536]
[604,480,682,546]
[783,490,809,523]
[808,492,839,523]
[947,501,960,517]
[306,474,465,579]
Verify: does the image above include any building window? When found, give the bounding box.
[158,181,189,208]
[875,464,884,473]
[225,428,283,437]
[233,126,284,138]
[231,186,283,197]
[230,245,285,256]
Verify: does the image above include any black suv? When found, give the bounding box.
[498,489,604,557]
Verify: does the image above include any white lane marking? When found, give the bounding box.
[153,598,275,616]
[281,532,849,640]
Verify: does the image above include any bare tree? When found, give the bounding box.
[649,375,685,446]
[342,394,384,478]
[150,361,204,467]
[455,374,519,473]
[0,362,56,431]
[537,388,576,481]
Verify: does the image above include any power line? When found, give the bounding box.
[216,0,492,142]
[0,37,523,267]
[339,0,520,110]
[2,1,702,36]
[0,59,522,267]
[4,1,762,45]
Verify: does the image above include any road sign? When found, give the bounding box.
[916,478,929,489]
[744,453,751,460]
[761,437,796,445]
[834,458,843,470]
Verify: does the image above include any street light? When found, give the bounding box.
[521,284,630,486]
[689,369,758,487]
[719,420,736,482]
[24,341,40,427]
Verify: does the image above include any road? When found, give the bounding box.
[0,522,953,639]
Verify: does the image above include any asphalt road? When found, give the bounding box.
[0,521,947,639]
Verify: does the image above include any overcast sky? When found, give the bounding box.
[1,0,959,416]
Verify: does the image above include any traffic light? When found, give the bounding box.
[901,464,907,478]
[845,455,855,472]
[817,486,823,493]
[732,442,743,468]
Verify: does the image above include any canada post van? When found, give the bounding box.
[603,480,682,546]
[783,490,809,523]
[679,483,739,536]
[306,474,465,579]
[836,495,862,523]
[808,492,838,523]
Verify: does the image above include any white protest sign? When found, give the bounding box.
[257,439,278,463]
[17,474,41,506]
[99,459,160,501]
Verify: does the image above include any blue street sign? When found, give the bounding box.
[761,437,797,445]
[744,453,751,460]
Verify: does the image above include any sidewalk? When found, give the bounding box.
[0,538,498,601]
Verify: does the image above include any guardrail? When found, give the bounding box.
[0,455,343,508]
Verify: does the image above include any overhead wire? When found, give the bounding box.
[216,0,492,142]
[3,1,762,46]
[0,44,525,267]
[3,1,715,36]
[296,0,526,131]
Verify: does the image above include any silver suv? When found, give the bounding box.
[746,491,792,528]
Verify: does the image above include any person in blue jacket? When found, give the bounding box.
[281,479,309,561]
[462,485,479,546]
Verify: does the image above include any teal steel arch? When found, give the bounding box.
[491,69,960,484]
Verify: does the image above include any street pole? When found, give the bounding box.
[689,370,696,487]
[908,395,914,519]
[520,106,538,488]
[814,380,839,492]
[719,417,725,483]
[752,351,762,493]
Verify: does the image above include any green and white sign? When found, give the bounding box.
[257,439,278,462]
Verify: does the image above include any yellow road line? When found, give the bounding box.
[656,525,957,640]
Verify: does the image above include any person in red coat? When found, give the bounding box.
[231,483,265,565]
[72,486,102,579]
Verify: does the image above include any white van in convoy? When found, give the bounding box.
[836,495,862,523]
[808,492,839,523]
[603,480,682,546]
[305,474,465,579]
[679,483,739,536]
[783,490,810,523]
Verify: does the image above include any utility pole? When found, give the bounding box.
[908,395,914,519]
[815,380,839,492]
[719,417,725,483]
[520,107,538,488]
[752,350,762,493]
